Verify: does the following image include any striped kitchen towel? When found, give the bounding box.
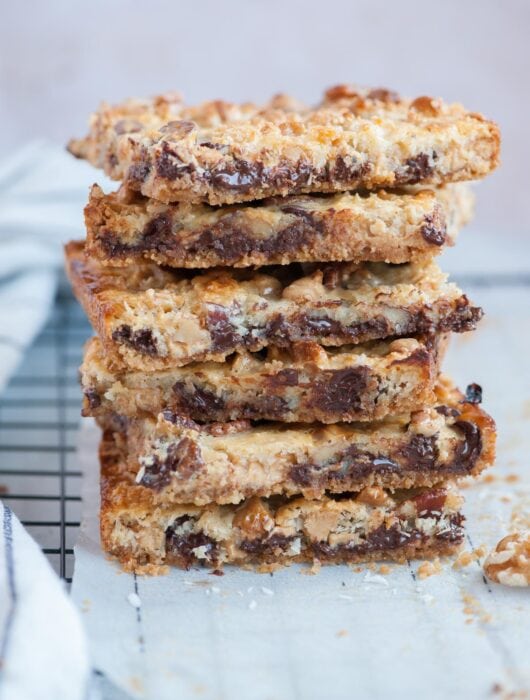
[0,502,90,699]
[0,140,109,394]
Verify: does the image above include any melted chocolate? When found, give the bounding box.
[206,305,239,351]
[172,381,225,416]
[420,214,446,246]
[139,437,203,490]
[309,367,370,413]
[165,517,219,569]
[464,383,482,404]
[112,326,158,356]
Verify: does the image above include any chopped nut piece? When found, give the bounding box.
[484,533,530,587]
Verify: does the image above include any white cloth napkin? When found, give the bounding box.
[0,142,111,698]
[0,503,90,700]
[0,140,109,393]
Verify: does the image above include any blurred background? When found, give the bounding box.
[1,0,529,238]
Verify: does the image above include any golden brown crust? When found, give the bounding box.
[68,86,500,205]
[81,334,446,424]
[64,241,482,370]
[99,428,466,573]
[106,379,496,506]
[84,184,474,268]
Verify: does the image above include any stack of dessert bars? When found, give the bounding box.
[66,85,500,574]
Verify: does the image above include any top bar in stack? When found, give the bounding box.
[68,85,500,205]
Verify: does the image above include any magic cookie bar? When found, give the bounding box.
[100,428,466,573]
[119,381,495,506]
[84,184,473,268]
[81,335,446,424]
[65,241,482,371]
[68,86,500,205]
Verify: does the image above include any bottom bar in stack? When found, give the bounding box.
[98,381,495,574]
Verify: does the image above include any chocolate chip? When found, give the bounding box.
[401,434,439,471]
[435,405,460,418]
[301,315,344,337]
[436,513,465,542]
[391,347,431,367]
[156,142,194,180]
[260,220,316,255]
[211,159,263,193]
[112,325,158,356]
[206,305,240,352]
[332,155,362,181]
[172,381,225,417]
[289,447,399,488]
[142,213,173,248]
[420,214,447,246]
[193,226,254,263]
[452,420,482,469]
[240,395,288,420]
[139,437,203,490]
[397,152,437,184]
[309,367,370,414]
[127,161,151,184]
[464,383,482,404]
[84,388,101,410]
[440,299,483,333]
[165,521,218,569]
[265,314,293,345]
[239,534,293,556]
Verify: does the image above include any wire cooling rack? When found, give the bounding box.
[0,278,90,582]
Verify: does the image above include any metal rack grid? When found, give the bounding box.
[0,278,90,582]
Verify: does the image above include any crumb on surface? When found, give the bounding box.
[453,545,488,570]
[417,558,442,579]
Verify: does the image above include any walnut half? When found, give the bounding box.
[483,532,530,587]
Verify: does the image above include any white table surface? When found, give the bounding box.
[72,230,530,700]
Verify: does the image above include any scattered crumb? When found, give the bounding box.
[491,682,529,699]
[417,558,442,579]
[80,598,91,613]
[421,594,435,605]
[248,600,257,610]
[379,564,391,575]
[336,629,349,638]
[363,572,389,586]
[127,592,141,609]
[462,592,492,624]
[211,569,224,577]
[128,677,144,693]
[210,586,220,595]
[482,474,497,484]
[301,559,322,575]
[261,586,274,596]
[505,474,519,483]
[453,545,488,570]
